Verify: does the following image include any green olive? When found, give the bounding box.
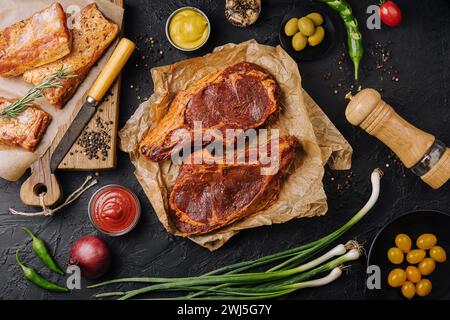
[306,12,323,26]
[298,17,315,36]
[308,26,325,46]
[284,18,299,36]
[292,32,307,51]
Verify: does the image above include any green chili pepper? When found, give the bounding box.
[22,227,64,275]
[16,250,69,293]
[316,0,363,80]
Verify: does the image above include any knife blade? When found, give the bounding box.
[50,97,97,173]
[49,38,135,173]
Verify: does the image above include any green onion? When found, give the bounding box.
[139,267,345,301]
[174,249,361,298]
[94,247,361,300]
[90,169,382,300]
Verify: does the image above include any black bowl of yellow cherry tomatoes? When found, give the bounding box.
[279,1,342,61]
[367,210,449,300]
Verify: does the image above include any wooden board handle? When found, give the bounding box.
[87,38,135,102]
[346,88,435,168]
[20,150,62,207]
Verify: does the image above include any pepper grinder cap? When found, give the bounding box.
[345,88,381,126]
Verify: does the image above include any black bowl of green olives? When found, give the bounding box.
[279,1,342,62]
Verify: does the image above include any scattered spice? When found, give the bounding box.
[322,40,400,96]
[75,117,112,161]
[338,52,345,65]
[325,170,354,192]
[367,41,400,83]
[100,90,114,104]
[134,33,165,63]
[376,150,406,178]
[128,34,168,103]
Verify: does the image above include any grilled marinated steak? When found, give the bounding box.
[0,3,71,77]
[23,3,119,108]
[169,136,299,235]
[0,98,51,152]
[140,62,279,162]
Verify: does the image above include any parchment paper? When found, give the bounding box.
[0,0,123,181]
[119,40,353,251]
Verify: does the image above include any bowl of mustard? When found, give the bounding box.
[166,7,210,51]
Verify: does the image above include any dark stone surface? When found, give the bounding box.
[0,0,449,300]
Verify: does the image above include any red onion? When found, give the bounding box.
[68,236,111,279]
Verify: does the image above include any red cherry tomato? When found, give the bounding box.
[379,0,402,27]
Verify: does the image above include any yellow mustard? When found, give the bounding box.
[169,9,208,50]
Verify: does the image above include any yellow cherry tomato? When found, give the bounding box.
[387,247,404,264]
[405,266,422,283]
[418,257,436,276]
[387,268,407,288]
[429,245,447,263]
[416,279,432,297]
[401,281,416,300]
[416,233,437,250]
[395,233,412,253]
[406,249,426,264]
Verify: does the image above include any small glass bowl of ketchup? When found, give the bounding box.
[88,185,141,236]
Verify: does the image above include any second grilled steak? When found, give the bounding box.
[169,136,299,235]
[23,3,119,108]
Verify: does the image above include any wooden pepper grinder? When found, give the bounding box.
[345,88,450,189]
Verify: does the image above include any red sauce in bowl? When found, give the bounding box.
[89,185,140,236]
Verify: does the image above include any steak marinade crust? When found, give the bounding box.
[169,136,300,236]
[140,62,280,162]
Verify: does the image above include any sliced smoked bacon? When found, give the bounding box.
[23,3,119,108]
[140,62,279,162]
[168,136,300,236]
[0,3,71,77]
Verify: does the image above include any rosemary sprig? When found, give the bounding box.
[0,66,77,118]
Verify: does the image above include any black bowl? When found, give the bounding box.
[278,0,343,62]
[366,210,450,300]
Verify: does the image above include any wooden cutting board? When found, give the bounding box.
[20,0,124,206]
[56,77,121,170]
[59,0,123,170]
